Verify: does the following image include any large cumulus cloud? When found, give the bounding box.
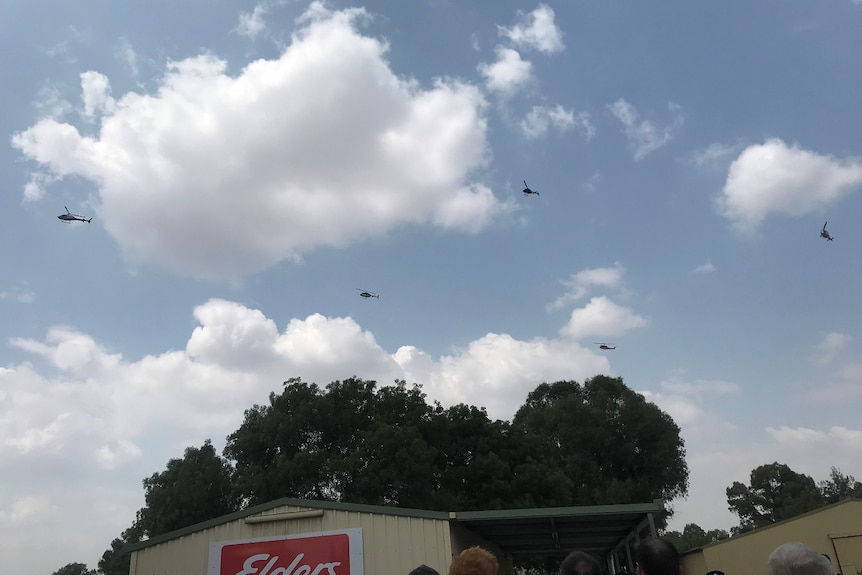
[11,3,513,281]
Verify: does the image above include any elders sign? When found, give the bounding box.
[208,528,364,575]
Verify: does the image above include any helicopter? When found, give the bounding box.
[820,222,833,241]
[57,206,92,223]
[522,180,540,196]
[356,289,379,299]
[594,342,616,350]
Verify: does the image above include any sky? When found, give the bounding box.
[2,0,862,572]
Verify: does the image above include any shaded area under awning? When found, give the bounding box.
[451,501,664,563]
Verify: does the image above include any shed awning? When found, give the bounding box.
[451,501,664,558]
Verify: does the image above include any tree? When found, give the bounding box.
[51,563,96,575]
[512,376,689,508]
[726,462,824,533]
[819,467,862,503]
[663,523,729,553]
[97,522,144,575]
[225,377,576,512]
[136,439,240,537]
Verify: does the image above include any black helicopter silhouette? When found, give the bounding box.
[522,181,540,196]
[357,289,379,299]
[820,222,833,241]
[57,206,92,223]
[594,342,616,350]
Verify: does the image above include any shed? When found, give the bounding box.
[126,498,665,575]
[680,499,862,575]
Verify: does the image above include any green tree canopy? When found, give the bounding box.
[662,523,729,553]
[136,439,240,537]
[98,520,145,575]
[512,375,689,506]
[726,462,824,533]
[51,563,96,575]
[819,467,862,503]
[223,377,573,511]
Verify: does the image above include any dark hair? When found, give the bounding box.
[410,566,440,575]
[561,551,603,575]
[636,538,680,575]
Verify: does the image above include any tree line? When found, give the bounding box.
[50,375,861,574]
[63,375,687,574]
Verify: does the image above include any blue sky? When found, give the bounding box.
[3,0,862,572]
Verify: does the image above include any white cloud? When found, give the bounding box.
[690,142,744,168]
[692,261,716,274]
[520,105,594,141]
[547,263,626,312]
[34,83,73,120]
[812,332,851,365]
[0,296,616,572]
[498,4,565,54]
[716,138,862,232]
[237,4,269,39]
[478,46,533,96]
[0,283,36,303]
[608,99,684,161]
[115,38,139,77]
[80,71,116,119]
[0,496,57,525]
[582,172,601,193]
[11,3,512,282]
[559,296,648,340]
[767,425,862,448]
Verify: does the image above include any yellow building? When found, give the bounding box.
[126,498,665,575]
[681,499,862,575]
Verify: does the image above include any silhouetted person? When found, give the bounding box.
[560,551,603,575]
[410,566,440,575]
[635,537,682,575]
[768,543,831,575]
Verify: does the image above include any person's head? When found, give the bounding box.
[449,546,499,575]
[560,551,603,575]
[768,543,832,575]
[635,538,681,575]
[410,566,440,575]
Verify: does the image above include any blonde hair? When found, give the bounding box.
[449,546,499,575]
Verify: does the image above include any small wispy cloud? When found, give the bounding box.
[547,263,625,312]
[582,172,601,193]
[692,261,716,274]
[237,4,269,39]
[498,4,564,54]
[0,283,36,304]
[520,105,594,141]
[34,83,73,120]
[115,38,139,77]
[812,332,851,365]
[608,99,684,161]
[689,142,744,168]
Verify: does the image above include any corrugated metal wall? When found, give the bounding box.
[131,504,454,575]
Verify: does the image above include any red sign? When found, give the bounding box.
[209,529,364,575]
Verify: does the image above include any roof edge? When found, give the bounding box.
[453,500,665,521]
[681,498,862,555]
[126,497,450,553]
